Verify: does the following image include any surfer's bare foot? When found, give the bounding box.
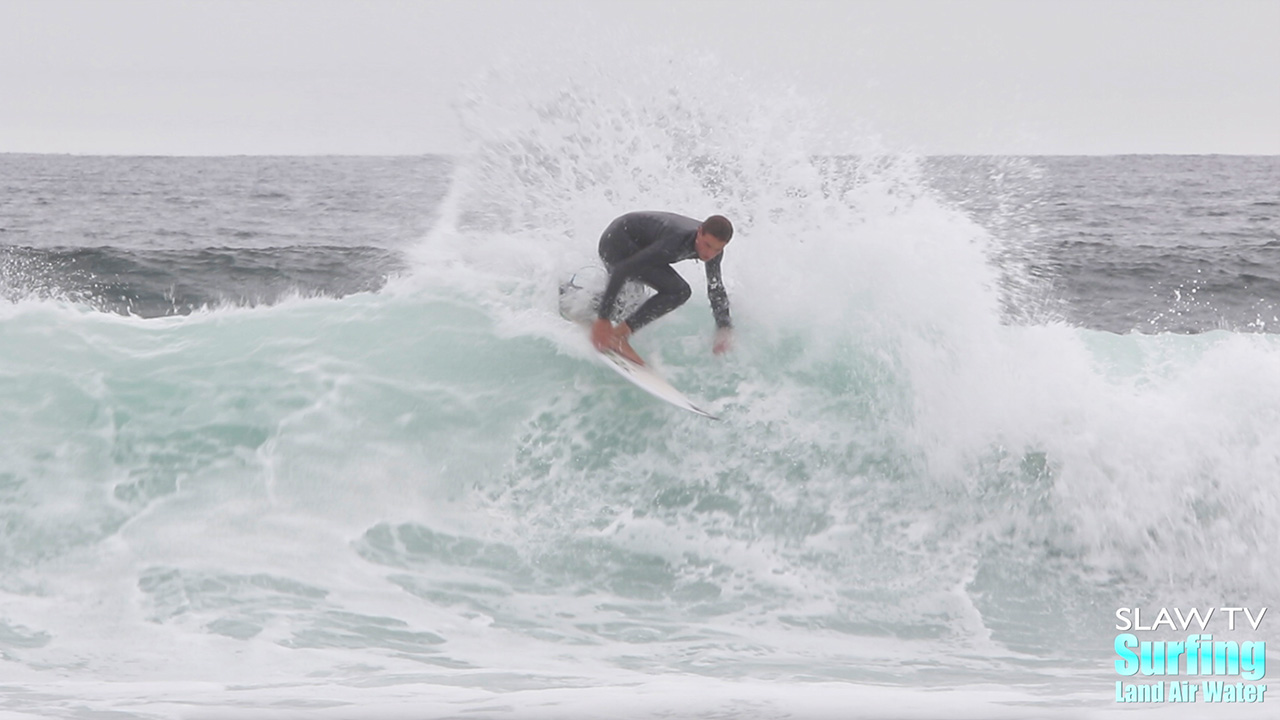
[615,336,645,366]
[592,320,645,365]
[591,318,614,352]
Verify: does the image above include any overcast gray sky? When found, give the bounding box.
[2,0,1277,155]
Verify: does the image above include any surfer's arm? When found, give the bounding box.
[705,255,731,329]
[705,255,732,355]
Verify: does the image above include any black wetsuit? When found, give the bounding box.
[597,211,731,332]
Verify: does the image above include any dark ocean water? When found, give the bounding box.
[0,155,449,315]
[930,154,1280,332]
[3,154,1277,331]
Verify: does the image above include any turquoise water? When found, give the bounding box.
[4,272,1277,717]
[3,51,1279,719]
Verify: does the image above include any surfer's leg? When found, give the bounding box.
[624,264,691,331]
[598,280,651,324]
[596,220,643,322]
[598,218,637,267]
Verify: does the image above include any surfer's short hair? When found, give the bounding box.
[702,215,733,243]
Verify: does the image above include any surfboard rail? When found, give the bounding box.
[598,349,719,420]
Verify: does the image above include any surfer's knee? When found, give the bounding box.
[670,278,692,306]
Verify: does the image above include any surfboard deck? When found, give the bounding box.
[560,267,719,420]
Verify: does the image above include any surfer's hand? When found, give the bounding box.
[713,327,734,355]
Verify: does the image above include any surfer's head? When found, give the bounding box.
[696,215,733,261]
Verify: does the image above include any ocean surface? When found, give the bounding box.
[3,66,1280,720]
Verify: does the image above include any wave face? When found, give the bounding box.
[2,56,1279,718]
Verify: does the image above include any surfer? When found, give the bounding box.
[591,211,734,365]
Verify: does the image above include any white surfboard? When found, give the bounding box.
[560,267,719,420]
[597,349,719,420]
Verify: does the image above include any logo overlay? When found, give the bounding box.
[1114,607,1267,704]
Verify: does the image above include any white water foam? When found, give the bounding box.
[3,43,1278,720]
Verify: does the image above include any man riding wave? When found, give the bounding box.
[590,211,734,365]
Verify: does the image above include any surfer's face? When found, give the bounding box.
[695,228,728,261]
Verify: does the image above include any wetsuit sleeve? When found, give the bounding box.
[705,254,731,329]
[597,242,669,322]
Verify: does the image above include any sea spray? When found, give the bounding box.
[2,50,1278,718]
[401,46,1280,658]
